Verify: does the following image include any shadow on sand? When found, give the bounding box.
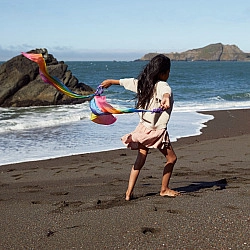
[176,178,227,193]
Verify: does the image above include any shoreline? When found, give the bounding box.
[0,108,249,249]
[0,109,213,167]
[1,108,249,167]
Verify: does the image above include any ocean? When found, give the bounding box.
[0,61,250,166]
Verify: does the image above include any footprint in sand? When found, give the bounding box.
[11,174,23,180]
[141,227,160,235]
[50,191,69,196]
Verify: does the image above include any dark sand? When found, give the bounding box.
[0,109,249,249]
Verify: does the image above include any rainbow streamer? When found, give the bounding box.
[22,52,94,99]
[22,52,163,125]
[89,95,153,125]
[89,94,163,125]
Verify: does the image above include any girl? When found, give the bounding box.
[101,54,180,201]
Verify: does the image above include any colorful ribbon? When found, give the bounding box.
[22,52,94,99]
[22,52,163,125]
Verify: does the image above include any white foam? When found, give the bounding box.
[0,99,249,166]
[168,111,214,141]
[0,103,90,133]
[174,100,250,112]
[0,111,213,166]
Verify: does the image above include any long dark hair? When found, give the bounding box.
[136,54,171,109]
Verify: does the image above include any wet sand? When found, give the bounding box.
[0,109,250,249]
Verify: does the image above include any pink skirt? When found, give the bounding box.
[121,123,170,150]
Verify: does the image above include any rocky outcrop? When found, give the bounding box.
[140,43,250,61]
[0,48,94,107]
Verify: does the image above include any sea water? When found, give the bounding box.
[0,61,249,165]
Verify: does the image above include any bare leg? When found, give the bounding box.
[125,145,149,201]
[159,143,180,197]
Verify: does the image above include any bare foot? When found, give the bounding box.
[125,192,134,201]
[160,188,180,197]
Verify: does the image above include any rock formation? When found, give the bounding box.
[0,48,94,107]
[140,43,250,61]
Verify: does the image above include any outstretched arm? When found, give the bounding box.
[160,93,171,110]
[101,79,120,88]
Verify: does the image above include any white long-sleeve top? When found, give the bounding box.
[119,78,173,130]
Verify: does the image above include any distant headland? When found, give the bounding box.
[139,43,250,61]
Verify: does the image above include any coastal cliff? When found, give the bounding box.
[140,43,250,61]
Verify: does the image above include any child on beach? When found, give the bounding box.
[101,54,180,201]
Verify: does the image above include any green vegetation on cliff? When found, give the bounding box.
[140,43,250,61]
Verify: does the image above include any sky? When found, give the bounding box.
[1,0,250,61]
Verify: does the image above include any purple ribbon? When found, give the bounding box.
[94,85,104,96]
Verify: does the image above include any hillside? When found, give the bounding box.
[140,43,250,61]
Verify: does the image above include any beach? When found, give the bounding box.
[0,109,249,249]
